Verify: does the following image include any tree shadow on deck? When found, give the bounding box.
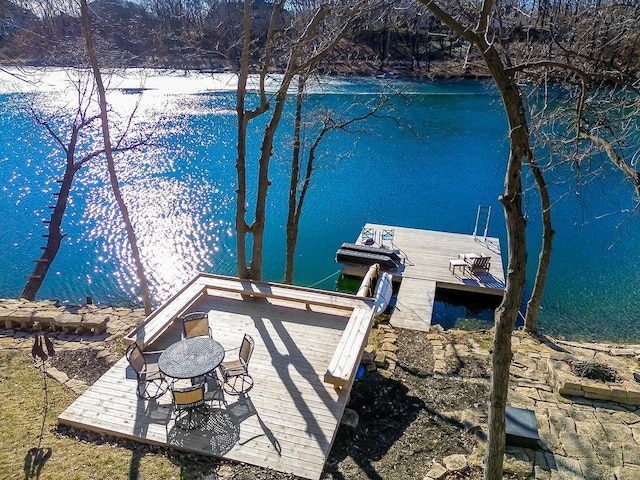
[226,394,281,455]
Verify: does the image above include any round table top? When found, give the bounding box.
[158,336,225,379]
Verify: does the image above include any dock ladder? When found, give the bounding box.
[473,205,491,241]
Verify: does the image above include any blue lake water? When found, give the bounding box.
[1,70,638,342]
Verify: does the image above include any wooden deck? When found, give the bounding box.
[354,224,505,331]
[59,277,375,480]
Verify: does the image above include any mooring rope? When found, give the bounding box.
[308,269,342,288]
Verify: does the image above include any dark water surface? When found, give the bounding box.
[1,70,638,341]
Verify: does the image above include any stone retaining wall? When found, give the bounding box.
[548,357,640,406]
[0,298,146,338]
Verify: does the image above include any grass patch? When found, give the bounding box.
[0,348,215,479]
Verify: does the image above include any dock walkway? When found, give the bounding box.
[358,224,505,331]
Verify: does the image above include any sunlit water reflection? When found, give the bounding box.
[1,69,639,341]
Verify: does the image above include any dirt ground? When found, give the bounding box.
[51,327,495,479]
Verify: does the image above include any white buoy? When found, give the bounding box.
[373,272,393,317]
[356,263,379,297]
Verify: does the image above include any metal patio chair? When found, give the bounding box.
[380,229,395,247]
[171,382,207,430]
[360,227,376,246]
[219,334,255,395]
[181,311,212,339]
[180,311,220,387]
[126,343,169,400]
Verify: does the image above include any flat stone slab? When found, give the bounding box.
[552,455,584,480]
[425,462,447,479]
[31,310,59,329]
[80,313,109,334]
[506,405,540,449]
[53,313,83,332]
[0,306,18,320]
[442,454,467,472]
[4,312,36,329]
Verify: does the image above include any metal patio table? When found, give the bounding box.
[158,336,225,380]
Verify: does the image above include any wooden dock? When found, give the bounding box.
[355,223,505,331]
[58,275,375,480]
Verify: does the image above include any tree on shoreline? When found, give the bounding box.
[20,74,152,302]
[233,0,374,280]
[416,1,639,477]
[80,0,153,314]
[284,74,396,284]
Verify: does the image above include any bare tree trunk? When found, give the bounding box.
[249,70,295,280]
[21,154,78,300]
[234,0,253,280]
[284,74,306,284]
[416,2,529,477]
[80,0,153,314]
[483,46,529,480]
[378,7,393,71]
[234,0,282,280]
[463,42,473,69]
[524,157,554,332]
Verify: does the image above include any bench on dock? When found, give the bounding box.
[324,306,374,390]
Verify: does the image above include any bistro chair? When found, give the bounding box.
[171,382,207,430]
[380,229,395,247]
[219,334,255,395]
[126,343,169,400]
[360,227,376,246]
[181,311,212,339]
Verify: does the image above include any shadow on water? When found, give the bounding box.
[432,288,503,331]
